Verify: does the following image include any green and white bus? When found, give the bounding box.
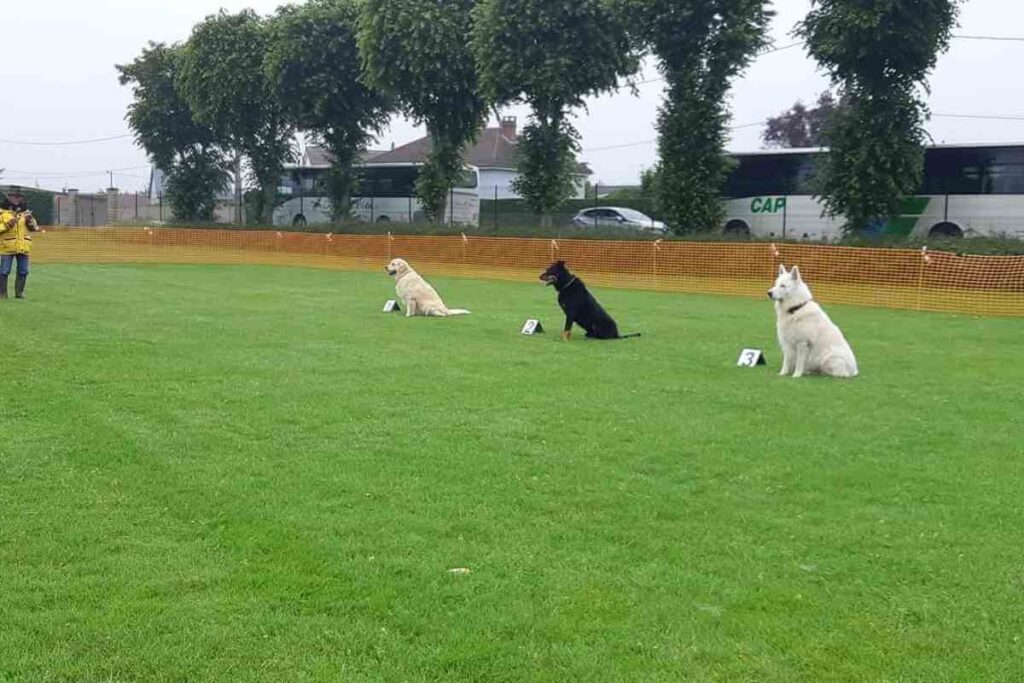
[722,143,1024,240]
[274,163,480,227]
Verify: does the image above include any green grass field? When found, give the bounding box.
[2,264,1022,681]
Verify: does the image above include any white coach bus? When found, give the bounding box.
[721,143,1024,240]
[273,164,480,227]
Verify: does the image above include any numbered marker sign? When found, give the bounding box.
[737,348,766,367]
[521,319,545,335]
[382,300,402,313]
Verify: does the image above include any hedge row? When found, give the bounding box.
[0,186,55,225]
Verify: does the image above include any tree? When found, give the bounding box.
[762,91,837,149]
[473,0,638,222]
[266,0,391,220]
[359,0,486,222]
[627,0,773,233]
[796,0,961,234]
[178,10,294,224]
[116,42,228,221]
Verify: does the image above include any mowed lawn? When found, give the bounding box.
[1,264,1022,682]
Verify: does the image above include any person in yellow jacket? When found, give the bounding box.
[0,187,39,299]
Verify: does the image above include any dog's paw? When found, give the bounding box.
[562,331,572,342]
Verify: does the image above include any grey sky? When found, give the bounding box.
[3,0,1020,191]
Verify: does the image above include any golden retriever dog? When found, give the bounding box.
[385,258,470,317]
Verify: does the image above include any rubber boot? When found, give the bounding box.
[0,275,7,299]
[15,274,26,299]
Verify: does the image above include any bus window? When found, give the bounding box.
[922,148,985,194]
[455,169,478,189]
[984,163,1024,194]
[724,153,815,198]
[794,154,820,194]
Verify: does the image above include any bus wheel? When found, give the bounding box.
[292,214,307,227]
[724,220,751,237]
[929,222,962,238]
[376,215,391,224]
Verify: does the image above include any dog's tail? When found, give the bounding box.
[619,332,641,339]
[445,308,471,316]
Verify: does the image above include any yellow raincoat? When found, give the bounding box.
[0,208,34,255]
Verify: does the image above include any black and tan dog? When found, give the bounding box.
[539,261,640,342]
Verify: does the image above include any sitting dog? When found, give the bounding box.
[385,258,470,317]
[768,264,858,378]
[539,260,639,341]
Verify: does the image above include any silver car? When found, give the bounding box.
[571,206,667,232]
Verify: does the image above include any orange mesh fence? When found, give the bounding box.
[32,227,1024,317]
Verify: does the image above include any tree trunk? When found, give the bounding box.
[263,183,277,225]
[233,151,243,225]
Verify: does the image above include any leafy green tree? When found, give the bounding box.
[796,0,961,233]
[163,155,230,223]
[627,0,772,233]
[358,0,486,222]
[116,42,227,221]
[266,0,391,219]
[178,10,294,223]
[762,91,838,149]
[473,0,637,222]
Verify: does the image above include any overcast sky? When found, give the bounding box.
[3,0,1021,191]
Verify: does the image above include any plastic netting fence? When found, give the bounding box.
[32,227,1024,317]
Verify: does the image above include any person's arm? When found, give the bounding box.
[0,211,15,234]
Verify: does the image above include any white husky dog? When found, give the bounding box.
[385,258,470,317]
[768,264,858,378]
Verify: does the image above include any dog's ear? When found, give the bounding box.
[556,260,566,268]
[778,264,786,277]
[790,265,801,281]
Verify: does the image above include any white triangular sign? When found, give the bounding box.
[737,348,766,367]
[521,319,545,335]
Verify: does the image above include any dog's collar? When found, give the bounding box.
[786,301,811,315]
[560,276,578,290]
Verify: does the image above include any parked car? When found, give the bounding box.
[571,206,667,232]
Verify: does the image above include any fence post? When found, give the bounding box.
[916,247,931,311]
[494,185,498,230]
[653,238,662,288]
[449,188,454,226]
[408,195,413,223]
[67,189,79,227]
